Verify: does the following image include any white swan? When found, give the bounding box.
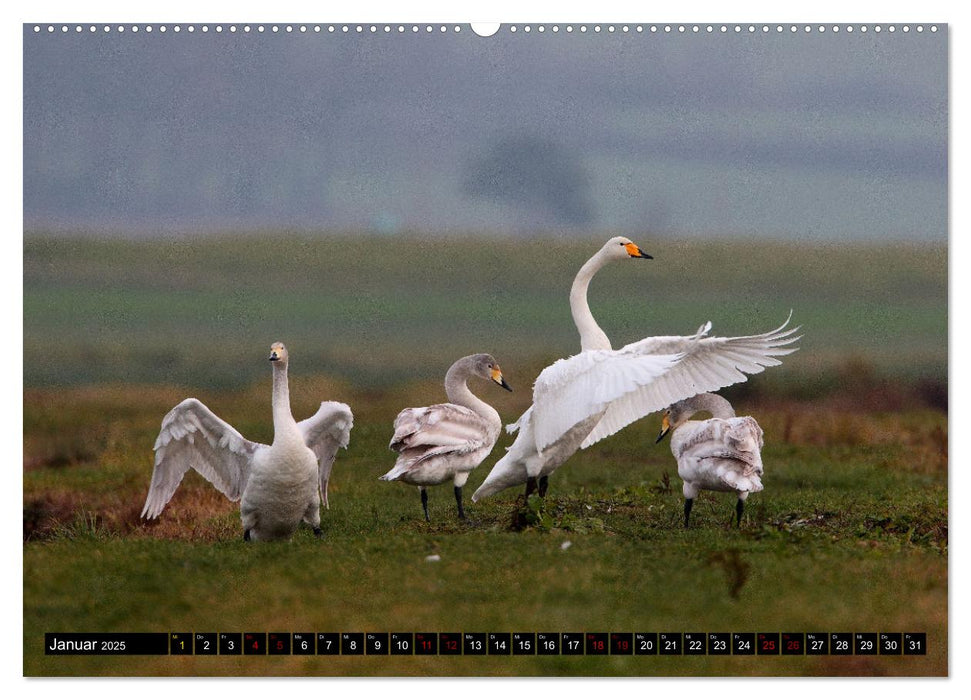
[472,236,797,502]
[655,392,764,527]
[380,354,511,521]
[141,342,353,541]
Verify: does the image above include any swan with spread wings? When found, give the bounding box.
[141,342,353,541]
[472,236,798,502]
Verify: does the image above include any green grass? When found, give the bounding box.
[23,233,948,676]
[23,234,946,389]
[23,383,947,676]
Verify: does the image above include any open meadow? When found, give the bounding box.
[23,234,947,676]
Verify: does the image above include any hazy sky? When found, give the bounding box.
[23,24,947,240]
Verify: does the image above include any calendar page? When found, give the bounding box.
[22,19,947,677]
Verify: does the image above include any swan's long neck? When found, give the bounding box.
[271,362,300,442]
[445,360,500,427]
[570,250,613,352]
[685,393,737,420]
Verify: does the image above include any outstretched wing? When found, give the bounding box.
[579,315,799,448]
[142,398,263,519]
[529,349,683,453]
[382,403,495,479]
[298,401,354,509]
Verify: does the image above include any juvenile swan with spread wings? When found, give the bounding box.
[472,236,797,502]
[141,342,353,541]
[655,393,764,527]
[381,354,511,521]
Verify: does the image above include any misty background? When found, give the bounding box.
[23,24,947,240]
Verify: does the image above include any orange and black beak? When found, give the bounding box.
[625,242,653,259]
[491,366,512,392]
[655,414,671,443]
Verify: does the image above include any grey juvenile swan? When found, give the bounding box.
[142,342,353,541]
[655,392,764,527]
[380,353,511,521]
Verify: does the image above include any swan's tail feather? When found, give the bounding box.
[471,451,528,502]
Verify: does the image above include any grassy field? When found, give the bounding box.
[22,233,947,677]
[23,383,947,676]
[24,234,946,389]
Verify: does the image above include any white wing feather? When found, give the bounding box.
[579,315,799,448]
[531,350,683,453]
[297,401,354,509]
[142,398,262,519]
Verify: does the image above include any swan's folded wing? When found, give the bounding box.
[298,401,354,506]
[581,316,799,448]
[673,419,727,460]
[384,404,495,478]
[675,419,760,463]
[725,417,764,454]
[530,350,683,453]
[390,404,489,451]
[701,456,765,492]
[142,398,262,519]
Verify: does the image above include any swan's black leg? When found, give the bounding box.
[736,498,744,527]
[538,475,549,498]
[683,499,693,528]
[313,526,323,539]
[243,529,251,542]
[525,476,538,498]
[454,486,466,520]
[420,487,430,522]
